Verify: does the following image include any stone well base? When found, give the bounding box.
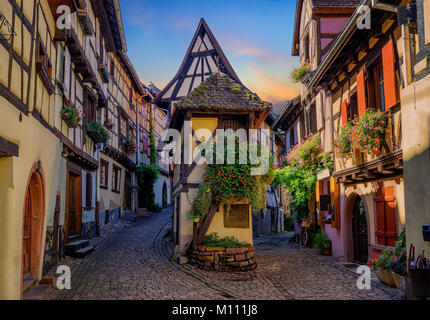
[189,245,257,272]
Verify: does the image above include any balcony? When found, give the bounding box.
[77,9,94,36]
[97,55,109,83]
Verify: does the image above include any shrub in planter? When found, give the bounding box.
[61,106,84,128]
[313,232,332,255]
[202,233,247,249]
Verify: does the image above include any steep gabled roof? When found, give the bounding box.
[156,18,242,108]
[174,72,270,111]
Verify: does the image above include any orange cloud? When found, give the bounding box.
[244,70,300,104]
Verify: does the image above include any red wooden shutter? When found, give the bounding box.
[375,189,386,245]
[382,39,397,109]
[357,69,366,116]
[341,101,348,125]
[383,187,397,246]
[375,187,397,246]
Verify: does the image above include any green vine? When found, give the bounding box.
[275,133,331,222]
[187,138,275,221]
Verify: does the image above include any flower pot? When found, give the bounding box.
[63,117,78,128]
[375,269,397,288]
[192,218,200,223]
[391,272,404,289]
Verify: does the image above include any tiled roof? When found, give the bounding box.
[174,72,271,111]
[312,0,362,8]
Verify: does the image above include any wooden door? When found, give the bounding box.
[66,171,81,242]
[352,197,368,263]
[22,170,45,277]
[162,183,167,208]
[23,193,32,275]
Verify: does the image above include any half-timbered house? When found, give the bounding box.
[0,0,150,299]
[303,0,408,262]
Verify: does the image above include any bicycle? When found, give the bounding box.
[299,219,312,247]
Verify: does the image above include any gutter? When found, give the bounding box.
[307,0,371,90]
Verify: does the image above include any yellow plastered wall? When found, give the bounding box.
[206,202,253,245]
[0,99,66,299]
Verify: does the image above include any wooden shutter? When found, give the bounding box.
[341,101,348,125]
[86,173,92,208]
[357,69,367,116]
[375,189,386,245]
[316,181,322,226]
[330,177,341,229]
[383,187,397,246]
[375,187,397,246]
[382,39,397,109]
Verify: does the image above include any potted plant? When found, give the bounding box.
[367,249,397,288]
[85,121,110,144]
[289,61,311,83]
[186,210,201,223]
[313,232,332,256]
[61,106,84,128]
[121,135,136,156]
[104,119,113,130]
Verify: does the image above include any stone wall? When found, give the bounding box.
[190,245,256,272]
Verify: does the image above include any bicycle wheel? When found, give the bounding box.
[300,231,308,247]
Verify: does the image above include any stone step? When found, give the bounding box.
[74,245,94,258]
[23,284,51,300]
[65,239,89,255]
[22,275,38,295]
[68,234,81,241]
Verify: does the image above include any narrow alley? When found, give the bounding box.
[48,208,398,300]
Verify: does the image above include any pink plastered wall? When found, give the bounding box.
[324,223,344,260]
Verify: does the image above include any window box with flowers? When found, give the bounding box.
[289,61,311,83]
[334,109,388,159]
[61,106,84,128]
[85,121,110,144]
[121,135,137,156]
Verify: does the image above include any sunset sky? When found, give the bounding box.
[120,0,301,112]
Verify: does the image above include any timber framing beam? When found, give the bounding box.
[0,136,19,157]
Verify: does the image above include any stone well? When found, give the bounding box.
[190,244,256,272]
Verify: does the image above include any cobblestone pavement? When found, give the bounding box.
[48,208,399,300]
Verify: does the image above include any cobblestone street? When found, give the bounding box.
[48,208,399,300]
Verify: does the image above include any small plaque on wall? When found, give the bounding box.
[224,204,250,228]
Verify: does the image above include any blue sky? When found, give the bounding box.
[120,0,300,110]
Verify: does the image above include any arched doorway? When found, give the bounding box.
[22,167,45,277]
[352,196,368,263]
[162,182,167,208]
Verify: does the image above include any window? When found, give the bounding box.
[36,36,54,95]
[100,160,109,189]
[110,59,115,78]
[303,35,310,62]
[348,91,358,121]
[120,115,127,138]
[308,104,317,135]
[85,173,93,208]
[367,57,386,112]
[112,165,121,192]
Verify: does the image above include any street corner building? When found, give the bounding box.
[0,0,165,300]
[272,0,430,266]
[157,19,273,267]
